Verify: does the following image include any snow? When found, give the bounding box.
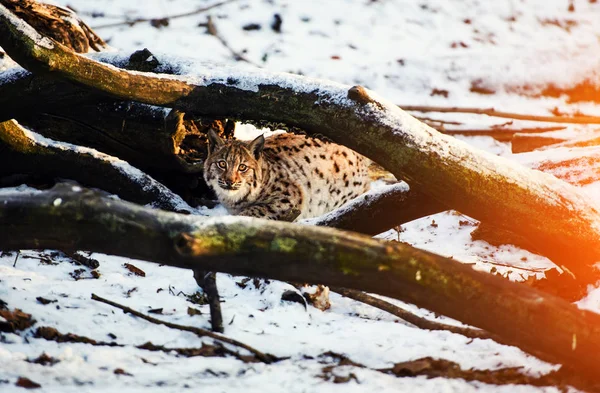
[0,252,560,392]
[2,0,600,391]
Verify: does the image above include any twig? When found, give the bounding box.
[202,16,259,66]
[92,0,238,29]
[401,105,600,124]
[90,293,276,363]
[12,251,19,267]
[413,116,462,126]
[193,270,224,333]
[333,288,494,341]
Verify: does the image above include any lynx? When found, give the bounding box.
[203,130,370,221]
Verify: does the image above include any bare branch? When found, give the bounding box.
[401,105,600,125]
[440,126,565,142]
[333,288,494,340]
[200,15,259,66]
[193,270,224,333]
[91,293,276,363]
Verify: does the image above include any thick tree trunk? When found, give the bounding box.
[2,185,600,382]
[1,5,599,286]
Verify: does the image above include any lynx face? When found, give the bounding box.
[203,130,265,204]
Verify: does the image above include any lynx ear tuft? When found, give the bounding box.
[207,129,225,154]
[248,134,265,159]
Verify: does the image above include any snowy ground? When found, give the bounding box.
[2,0,600,391]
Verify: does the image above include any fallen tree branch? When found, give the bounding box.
[37,322,573,389]
[511,132,569,153]
[333,288,494,340]
[192,270,224,333]
[2,5,600,285]
[401,105,600,125]
[304,183,446,235]
[63,250,100,270]
[90,293,276,363]
[0,120,192,212]
[318,351,581,391]
[2,186,600,382]
[512,131,600,153]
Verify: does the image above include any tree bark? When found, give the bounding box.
[2,185,600,382]
[1,7,599,286]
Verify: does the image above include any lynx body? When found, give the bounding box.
[203,131,370,221]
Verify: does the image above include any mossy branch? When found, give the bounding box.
[2,185,600,382]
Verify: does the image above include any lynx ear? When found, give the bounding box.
[248,134,265,159]
[207,129,225,154]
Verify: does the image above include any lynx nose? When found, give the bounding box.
[220,179,235,190]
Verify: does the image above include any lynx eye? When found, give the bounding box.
[238,164,248,172]
[217,160,227,169]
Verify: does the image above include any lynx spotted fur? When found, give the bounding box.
[203,130,370,221]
